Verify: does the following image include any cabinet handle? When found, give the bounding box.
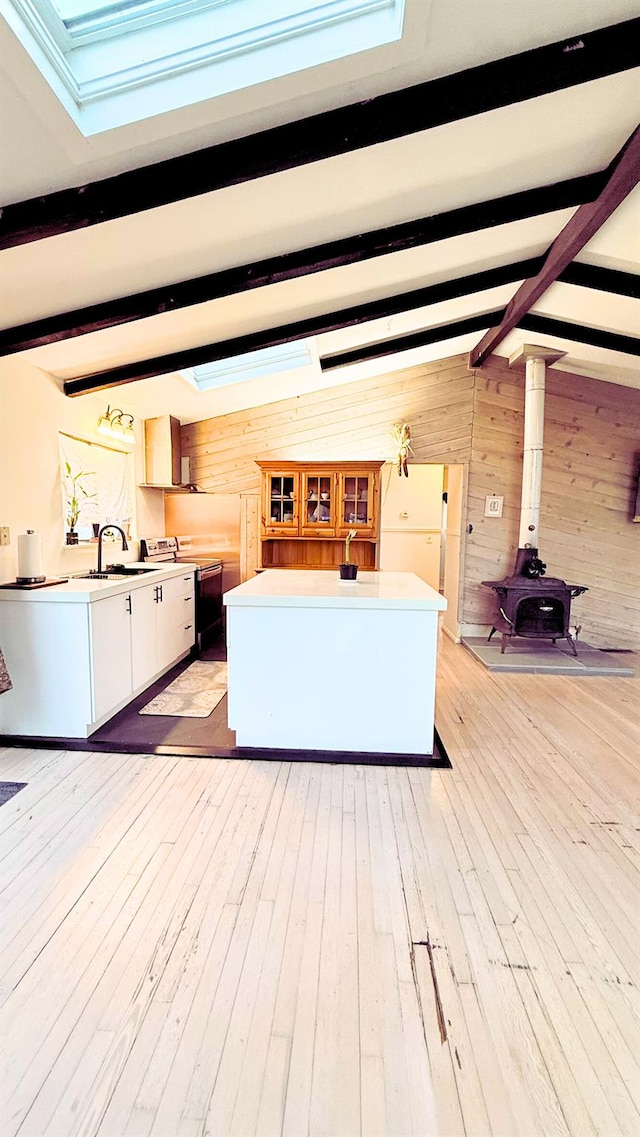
[126,595,132,614]
[183,575,190,581]
[185,624,193,630]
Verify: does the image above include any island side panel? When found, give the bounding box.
[0,600,93,737]
[226,603,439,754]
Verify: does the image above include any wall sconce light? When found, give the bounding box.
[97,405,135,443]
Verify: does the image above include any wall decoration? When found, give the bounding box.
[390,422,413,476]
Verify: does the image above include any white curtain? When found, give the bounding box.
[59,433,135,540]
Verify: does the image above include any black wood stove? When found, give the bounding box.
[482,547,588,655]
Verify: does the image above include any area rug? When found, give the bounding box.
[0,782,27,807]
[139,661,228,718]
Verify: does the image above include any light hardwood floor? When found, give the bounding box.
[1,636,638,1137]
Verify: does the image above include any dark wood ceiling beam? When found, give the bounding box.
[518,313,640,355]
[62,266,534,396]
[61,285,640,396]
[320,312,505,372]
[557,262,640,297]
[2,172,600,358]
[4,189,635,361]
[2,18,638,250]
[469,125,640,367]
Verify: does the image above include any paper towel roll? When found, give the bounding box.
[17,530,45,582]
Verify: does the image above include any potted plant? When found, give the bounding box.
[64,461,95,544]
[339,528,358,580]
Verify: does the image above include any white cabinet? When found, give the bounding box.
[0,602,94,737]
[0,567,196,739]
[131,580,161,690]
[96,570,195,711]
[91,592,134,720]
[130,573,195,685]
[92,580,159,706]
[157,572,195,668]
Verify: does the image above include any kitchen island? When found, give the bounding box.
[224,569,447,755]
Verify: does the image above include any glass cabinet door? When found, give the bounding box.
[301,472,335,535]
[264,472,299,534]
[338,472,376,537]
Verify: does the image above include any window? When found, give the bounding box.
[181,338,317,390]
[7,0,405,133]
[59,432,135,543]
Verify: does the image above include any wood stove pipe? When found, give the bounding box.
[509,345,566,547]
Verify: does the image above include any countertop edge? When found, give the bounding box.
[0,562,197,603]
[224,595,447,610]
[224,570,447,611]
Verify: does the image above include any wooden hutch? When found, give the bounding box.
[257,460,383,570]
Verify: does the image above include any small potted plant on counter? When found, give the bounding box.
[339,528,358,580]
[64,461,95,544]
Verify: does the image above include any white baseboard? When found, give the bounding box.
[460,623,492,639]
[442,623,461,644]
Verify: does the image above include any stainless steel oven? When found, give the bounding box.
[140,537,223,651]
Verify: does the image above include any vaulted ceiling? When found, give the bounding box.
[0,0,638,424]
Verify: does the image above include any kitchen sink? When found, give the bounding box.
[103,565,159,575]
[73,566,160,580]
[74,571,128,579]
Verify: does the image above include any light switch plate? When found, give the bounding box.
[0,526,10,545]
[484,496,504,518]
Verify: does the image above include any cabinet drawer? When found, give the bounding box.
[175,572,195,599]
[178,620,196,651]
[178,594,195,624]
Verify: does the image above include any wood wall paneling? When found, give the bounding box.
[180,351,639,649]
[463,357,640,649]
[240,493,260,580]
[181,356,474,495]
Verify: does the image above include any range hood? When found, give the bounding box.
[141,415,183,487]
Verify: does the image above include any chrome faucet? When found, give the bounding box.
[97,524,129,573]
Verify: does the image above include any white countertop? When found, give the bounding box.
[0,562,196,604]
[224,569,447,610]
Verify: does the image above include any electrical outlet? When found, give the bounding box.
[0,527,9,546]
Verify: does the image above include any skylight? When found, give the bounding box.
[47,0,230,43]
[51,0,166,25]
[7,0,405,134]
[181,340,317,391]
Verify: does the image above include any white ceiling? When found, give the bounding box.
[0,0,638,423]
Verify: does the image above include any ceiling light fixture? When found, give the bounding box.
[97,405,135,443]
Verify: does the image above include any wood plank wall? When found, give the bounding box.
[463,357,525,629]
[464,355,640,649]
[540,366,639,649]
[181,352,640,650]
[181,355,474,493]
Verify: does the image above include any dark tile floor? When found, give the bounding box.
[90,629,236,752]
[3,628,450,766]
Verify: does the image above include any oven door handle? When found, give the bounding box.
[198,565,223,579]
